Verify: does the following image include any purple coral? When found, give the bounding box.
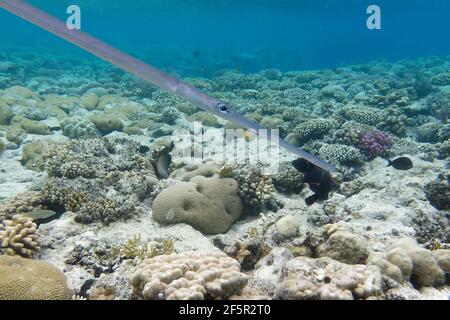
[359,130,392,159]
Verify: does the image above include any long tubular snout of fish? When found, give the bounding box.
[0,0,336,172]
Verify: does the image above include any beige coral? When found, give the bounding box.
[152,176,243,234]
[0,214,40,258]
[367,238,446,288]
[0,255,72,300]
[130,250,248,300]
[316,230,369,264]
[274,256,382,300]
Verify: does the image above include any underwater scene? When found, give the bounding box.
[0,0,449,302]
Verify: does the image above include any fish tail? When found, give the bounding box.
[386,159,393,167]
[305,194,318,206]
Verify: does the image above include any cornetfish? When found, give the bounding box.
[0,0,335,172]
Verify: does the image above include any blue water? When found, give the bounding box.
[1,0,449,75]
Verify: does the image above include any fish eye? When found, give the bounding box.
[217,103,229,113]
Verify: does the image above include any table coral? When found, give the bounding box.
[130,250,248,300]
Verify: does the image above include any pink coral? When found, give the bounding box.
[359,130,392,159]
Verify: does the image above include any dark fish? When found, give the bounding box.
[292,158,335,206]
[192,50,201,59]
[387,157,413,170]
[138,145,150,154]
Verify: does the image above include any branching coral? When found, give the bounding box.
[130,250,248,300]
[41,138,158,224]
[290,119,337,145]
[113,234,174,261]
[318,144,364,167]
[358,130,392,159]
[272,161,304,194]
[232,164,282,214]
[0,214,40,258]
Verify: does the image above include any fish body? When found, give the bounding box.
[387,157,413,170]
[292,158,334,206]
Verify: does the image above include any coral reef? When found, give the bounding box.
[130,250,248,300]
[41,138,158,224]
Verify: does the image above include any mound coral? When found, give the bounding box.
[0,255,72,300]
[61,116,99,139]
[274,256,382,300]
[0,214,40,258]
[316,230,369,264]
[367,238,446,288]
[89,114,124,135]
[152,176,242,234]
[130,250,248,300]
[21,140,59,170]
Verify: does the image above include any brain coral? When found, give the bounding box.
[61,116,99,139]
[0,255,72,300]
[130,250,248,300]
[152,176,243,234]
